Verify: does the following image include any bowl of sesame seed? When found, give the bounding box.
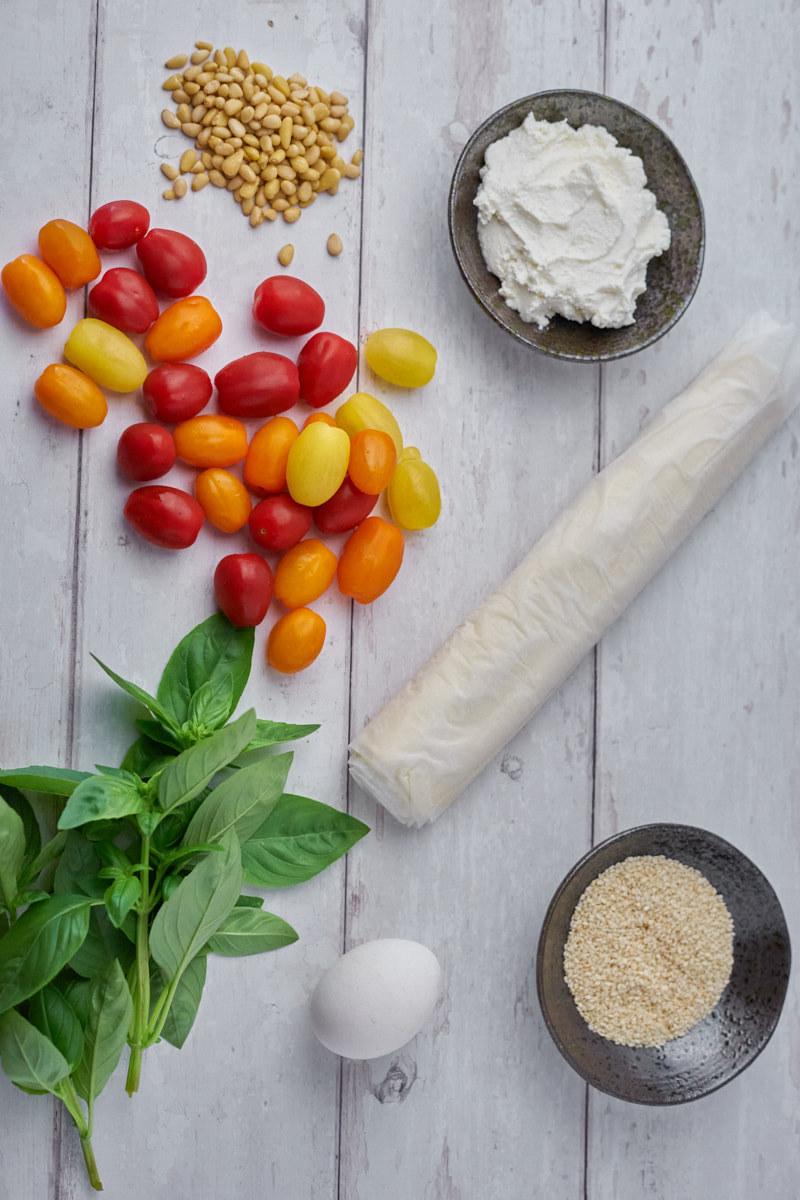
[536,823,791,1104]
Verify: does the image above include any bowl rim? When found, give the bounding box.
[448,89,706,363]
[535,821,792,1105]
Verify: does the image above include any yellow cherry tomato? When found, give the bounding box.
[273,538,338,608]
[38,219,101,289]
[364,327,437,387]
[267,608,326,674]
[1,254,66,328]
[285,422,350,507]
[34,363,107,429]
[335,392,403,455]
[64,317,148,392]
[194,468,252,532]
[386,446,442,530]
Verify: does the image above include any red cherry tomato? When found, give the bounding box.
[337,516,404,603]
[297,331,358,408]
[88,200,150,250]
[313,476,378,533]
[143,362,212,422]
[88,268,159,334]
[249,494,312,552]
[215,351,300,419]
[123,485,204,549]
[214,553,274,627]
[136,228,207,298]
[252,276,325,336]
[117,423,177,481]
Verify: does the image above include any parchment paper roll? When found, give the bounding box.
[348,313,800,827]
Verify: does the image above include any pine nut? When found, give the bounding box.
[181,122,202,137]
[208,170,227,187]
[163,74,183,91]
[250,206,265,226]
[162,109,181,128]
[351,148,363,166]
[327,233,343,256]
[191,49,210,65]
[241,196,255,215]
[165,53,188,69]
[163,188,175,200]
[283,206,301,223]
[161,162,179,180]
[180,148,197,172]
[278,243,294,266]
[173,177,188,198]
[272,197,290,212]
[342,162,361,178]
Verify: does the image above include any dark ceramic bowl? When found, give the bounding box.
[536,823,790,1104]
[448,90,705,362]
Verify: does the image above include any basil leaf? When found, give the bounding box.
[206,908,298,957]
[53,832,103,897]
[58,775,144,830]
[159,955,207,1050]
[157,614,253,728]
[235,894,264,909]
[24,831,68,888]
[0,1009,70,1093]
[187,676,234,734]
[181,754,293,849]
[149,829,242,985]
[0,785,41,870]
[73,960,133,1106]
[247,720,320,748]
[27,983,84,1072]
[90,654,182,735]
[69,908,135,979]
[0,895,92,1015]
[0,795,25,913]
[0,766,90,798]
[120,733,176,777]
[103,876,141,929]
[241,794,370,888]
[135,720,182,750]
[157,710,257,812]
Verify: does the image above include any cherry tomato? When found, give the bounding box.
[143,362,212,422]
[136,228,207,297]
[297,331,357,408]
[1,255,66,328]
[194,468,252,533]
[37,219,101,289]
[285,423,350,507]
[145,296,222,362]
[267,608,326,674]
[88,200,150,250]
[364,327,437,387]
[335,392,403,455]
[337,516,404,603]
[214,553,274,627]
[215,351,299,419]
[34,363,107,429]
[249,494,312,552]
[244,416,299,495]
[117,423,176,481]
[173,414,248,468]
[88,268,159,334]
[123,485,204,549]
[313,476,378,533]
[386,446,442,529]
[348,429,397,495]
[252,275,325,336]
[273,538,338,608]
[64,318,148,392]
[303,412,336,429]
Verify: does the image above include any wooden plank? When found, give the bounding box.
[592,0,800,1195]
[342,1,607,1195]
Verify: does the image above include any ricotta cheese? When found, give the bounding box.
[474,114,671,330]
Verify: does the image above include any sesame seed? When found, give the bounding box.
[563,855,734,1048]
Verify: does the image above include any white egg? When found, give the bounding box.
[309,938,442,1060]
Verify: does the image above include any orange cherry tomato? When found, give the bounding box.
[1,255,66,328]
[337,516,404,604]
[302,411,336,429]
[173,414,248,468]
[273,538,338,608]
[38,219,101,288]
[348,429,397,495]
[194,467,252,532]
[144,295,222,362]
[266,608,326,674]
[33,363,107,429]
[244,416,298,495]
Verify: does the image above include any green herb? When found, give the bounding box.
[0,613,368,1190]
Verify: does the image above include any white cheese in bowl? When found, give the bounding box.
[474,114,671,330]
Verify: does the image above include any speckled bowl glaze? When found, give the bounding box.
[536,823,790,1104]
[448,90,705,362]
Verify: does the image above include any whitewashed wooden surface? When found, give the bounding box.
[1,0,798,1196]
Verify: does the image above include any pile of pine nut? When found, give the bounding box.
[159,43,362,229]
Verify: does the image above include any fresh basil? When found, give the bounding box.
[58,775,144,830]
[0,1009,71,1094]
[0,895,92,1014]
[181,753,293,848]
[157,709,256,812]
[27,982,84,1072]
[241,794,370,888]
[0,795,26,914]
[73,960,133,1108]
[158,955,207,1050]
[205,907,298,957]
[156,614,253,728]
[0,766,90,797]
[90,655,182,736]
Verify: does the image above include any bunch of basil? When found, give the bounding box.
[0,613,368,1191]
